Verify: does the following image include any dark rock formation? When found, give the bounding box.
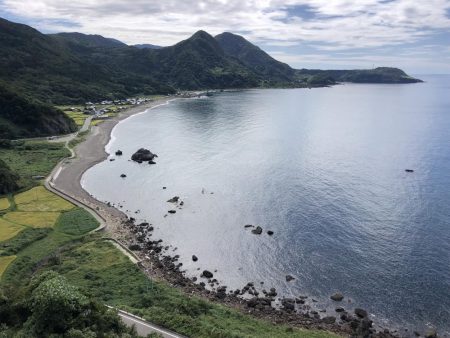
[201,270,213,278]
[115,150,123,155]
[128,244,141,251]
[267,230,274,235]
[131,148,157,162]
[168,210,176,214]
[192,255,198,262]
[281,298,295,311]
[405,169,414,173]
[330,293,344,301]
[167,196,180,203]
[251,226,263,235]
[285,275,295,282]
[354,308,368,318]
[120,174,127,178]
[322,316,336,324]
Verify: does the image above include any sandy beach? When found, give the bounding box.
[50,98,172,237]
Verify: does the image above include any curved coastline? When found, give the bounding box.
[52,94,434,338]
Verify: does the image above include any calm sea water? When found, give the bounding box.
[82,75,450,334]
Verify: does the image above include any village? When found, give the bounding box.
[62,91,215,127]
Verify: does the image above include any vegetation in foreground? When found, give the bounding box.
[0,270,142,337]
[20,240,338,338]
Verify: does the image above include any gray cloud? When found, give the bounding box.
[1,0,449,72]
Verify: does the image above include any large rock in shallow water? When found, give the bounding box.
[131,148,157,162]
[330,292,344,301]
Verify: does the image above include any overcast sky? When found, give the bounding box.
[1,0,449,74]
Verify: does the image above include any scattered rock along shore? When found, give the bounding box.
[113,214,422,338]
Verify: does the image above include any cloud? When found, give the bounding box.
[1,0,449,47]
[269,48,450,73]
[1,0,449,72]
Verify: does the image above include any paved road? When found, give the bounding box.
[113,308,186,338]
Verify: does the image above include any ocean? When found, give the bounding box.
[82,75,450,334]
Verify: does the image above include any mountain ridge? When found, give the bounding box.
[0,17,422,139]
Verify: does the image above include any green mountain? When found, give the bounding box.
[297,67,422,84]
[0,158,19,194]
[215,32,295,84]
[132,30,260,89]
[0,18,175,104]
[133,44,162,49]
[0,17,422,105]
[50,32,127,48]
[0,16,423,132]
[0,83,77,139]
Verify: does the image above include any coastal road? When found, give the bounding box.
[109,307,186,338]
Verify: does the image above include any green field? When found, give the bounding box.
[0,183,99,283]
[0,209,99,285]
[55,208,99,235]
[0,141,70,190]
[0,228,51,256]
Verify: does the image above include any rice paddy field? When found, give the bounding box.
[0,183,98,281]
[0,198,10,211]
[58,106,87,127]
[0,219,24,241]
[14,186,74,212]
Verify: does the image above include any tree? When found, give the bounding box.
[28,273,89,335]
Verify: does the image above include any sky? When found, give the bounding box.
[1,0,450,74]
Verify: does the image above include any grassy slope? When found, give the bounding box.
[40,240,339,338]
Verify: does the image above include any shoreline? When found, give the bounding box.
[50,97,174,236]
[50,94,423,338]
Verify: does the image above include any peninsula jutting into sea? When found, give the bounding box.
[0,3,448,338]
